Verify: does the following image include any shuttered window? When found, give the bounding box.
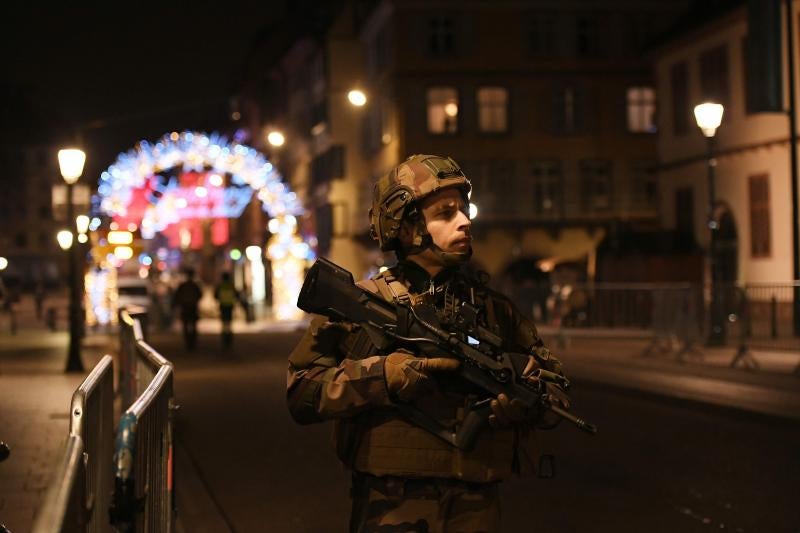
[749,174,771,258]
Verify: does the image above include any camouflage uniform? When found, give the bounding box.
[287,155,565,532]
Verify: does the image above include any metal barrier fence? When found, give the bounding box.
[32,355,115,533]
[510,281,800,370]
[110,309,175,533]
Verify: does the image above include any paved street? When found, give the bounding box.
[149,328,800,533]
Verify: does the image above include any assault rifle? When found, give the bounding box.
[297,257,597,451]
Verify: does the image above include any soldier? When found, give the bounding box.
[288,154,570,532]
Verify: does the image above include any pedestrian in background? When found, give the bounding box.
[34,279,46,321]
[214,272,239,349]
[172,268,202,351]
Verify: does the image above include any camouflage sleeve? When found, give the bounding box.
[493,293,564,376]
[287,315,391,425]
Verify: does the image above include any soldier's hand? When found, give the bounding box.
[384,352,460,402]
[488,394,529,428]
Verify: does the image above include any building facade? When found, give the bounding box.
[654,1,798,284]
[240,0,692,284]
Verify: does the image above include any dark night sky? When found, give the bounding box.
[1,2,289,177]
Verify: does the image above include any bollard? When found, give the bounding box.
[771,296,778,339]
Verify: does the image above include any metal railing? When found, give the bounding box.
[110,309,175,533]
[33,355,115,533]
[509,281,800,371]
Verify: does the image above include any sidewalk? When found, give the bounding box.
[0,328,111,532]
[539,327,800,422]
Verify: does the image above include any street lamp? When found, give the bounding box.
[347,89,367,107]
[694,102,726,345]
[58,148,86,372]
[267,130,285,147]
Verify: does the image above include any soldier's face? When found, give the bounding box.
[419,188,472,254]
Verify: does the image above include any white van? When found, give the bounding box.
[117,277,150,312]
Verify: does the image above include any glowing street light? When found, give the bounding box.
[76,215,90,234]
[267,131,285,147]
[694,103,724,137]
[694,101,726,345]
[57,149,86,185]
[58,147,86,373]
[348,89,367,107]
[57,229,74,250]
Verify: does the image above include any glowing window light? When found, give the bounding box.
[108,231,133,245]
[444,103,459,117]
[114,246,134,260]
[77,233,89,244]
[0,257,7,270]
[268,219,280,234]
[209,174,223,187]
[230,248,242,261]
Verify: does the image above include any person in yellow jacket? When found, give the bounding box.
[288,154,570,532]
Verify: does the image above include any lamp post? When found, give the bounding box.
[694,102,726,345]
[58,148,86,372]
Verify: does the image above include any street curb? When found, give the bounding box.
[568,360,800,422]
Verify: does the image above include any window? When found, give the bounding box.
[580,159,612,211]
[427,87,459,134]
[15,233,27,249]
[428,17,454,56]
[749,174,771,257]
[576,14,600,57]
[530,159,563,216]
[368,23,393,76]
[528,12,557,56]
[699,44,730,107]
[477,87,508,133]
[631,160,658,209]
[670,61,689,135]
[675,187,694,234]
[552,86,582,134]
[627,87,656,133]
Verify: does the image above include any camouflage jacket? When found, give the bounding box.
[287,259,563,482]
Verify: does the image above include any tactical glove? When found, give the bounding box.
[488,355,571,429]
[384,352,460,402]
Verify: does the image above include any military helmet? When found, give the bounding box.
[369,154,471,252]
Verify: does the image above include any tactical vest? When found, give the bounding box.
[334,268,541,483]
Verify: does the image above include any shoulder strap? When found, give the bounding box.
[371,271,411,306]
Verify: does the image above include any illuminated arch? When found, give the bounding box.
[94,130,309,320]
